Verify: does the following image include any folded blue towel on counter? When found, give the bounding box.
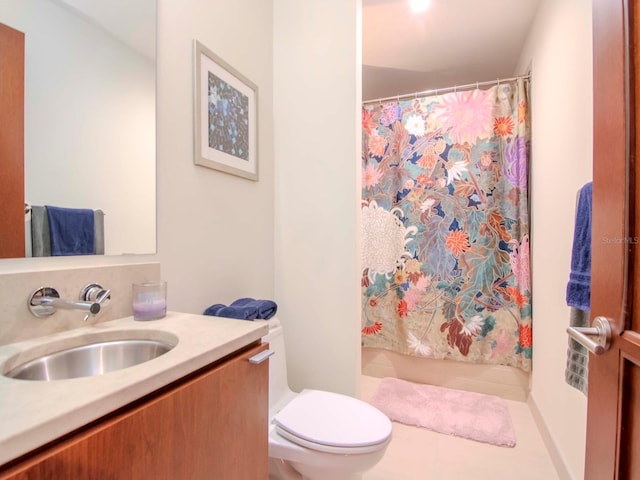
[203,303,259,320]
[46,205,95,256]
[230,297,277,320]
[203,298,278,321]
[566,182,592,311]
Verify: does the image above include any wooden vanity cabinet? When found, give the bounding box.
[0,342,269,480]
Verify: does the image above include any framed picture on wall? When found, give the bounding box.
[194,40,258,181]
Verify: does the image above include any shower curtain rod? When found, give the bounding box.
[362,73,531,105]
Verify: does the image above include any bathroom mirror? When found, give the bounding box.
[0,0,156,258]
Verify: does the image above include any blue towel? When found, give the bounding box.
[230,297,278,320]
[203,298,278,320]
[566,182,592,310]
[203,303,259,320]
[46,206,95,256]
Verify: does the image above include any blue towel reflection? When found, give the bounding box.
[46,205,95,256]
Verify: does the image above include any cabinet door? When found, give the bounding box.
[0,342,269,480]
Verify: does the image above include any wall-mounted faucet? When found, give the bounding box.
[28,284,111,321]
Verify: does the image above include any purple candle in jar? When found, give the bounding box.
[133,281,167,320]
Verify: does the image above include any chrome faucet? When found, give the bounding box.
[28,284,111,321]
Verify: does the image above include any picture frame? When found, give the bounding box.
[194,40,258,181]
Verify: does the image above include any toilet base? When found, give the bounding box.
[269,458,363,480]
[269,457,302,480]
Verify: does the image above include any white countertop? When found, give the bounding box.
[0,312,268,466]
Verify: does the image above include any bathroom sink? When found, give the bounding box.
[3,331,177,381]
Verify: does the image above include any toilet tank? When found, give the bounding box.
[262,318,296,414]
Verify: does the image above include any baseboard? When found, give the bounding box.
[527,395,573,480]
[362,347,530,401]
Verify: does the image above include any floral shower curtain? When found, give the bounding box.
[361,79,531,371]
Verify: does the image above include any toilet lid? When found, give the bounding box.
[272,389,392,451]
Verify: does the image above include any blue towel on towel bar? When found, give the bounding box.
[566,182,592,311]
[46,205,95,256]
[203,298,278,320]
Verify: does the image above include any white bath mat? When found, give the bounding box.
[368,377,516,447]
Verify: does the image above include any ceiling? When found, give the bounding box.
[362,0,541,101]
[57,0,156,60]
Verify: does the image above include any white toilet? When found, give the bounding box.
[264,318,392,480]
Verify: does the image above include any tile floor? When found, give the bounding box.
[359,375,559,480]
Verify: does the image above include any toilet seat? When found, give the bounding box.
[272,389,392,455]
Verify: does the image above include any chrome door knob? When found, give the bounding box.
[566,316,612,355]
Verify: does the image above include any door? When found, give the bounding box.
[586,0,640,478]
[0,23,25,258]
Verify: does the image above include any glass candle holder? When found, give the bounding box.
[132,281,167,321]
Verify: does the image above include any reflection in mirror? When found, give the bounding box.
[0,0,156,258]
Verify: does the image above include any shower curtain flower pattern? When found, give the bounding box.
[361,79,531,371]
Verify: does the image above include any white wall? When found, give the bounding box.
[0,0,156,256]
[517,0,593,478]
[273,0,361,396]
[154,0,275,313]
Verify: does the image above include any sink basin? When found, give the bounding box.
[3,332,177,381]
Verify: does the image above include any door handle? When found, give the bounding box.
[566,316,612,355]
